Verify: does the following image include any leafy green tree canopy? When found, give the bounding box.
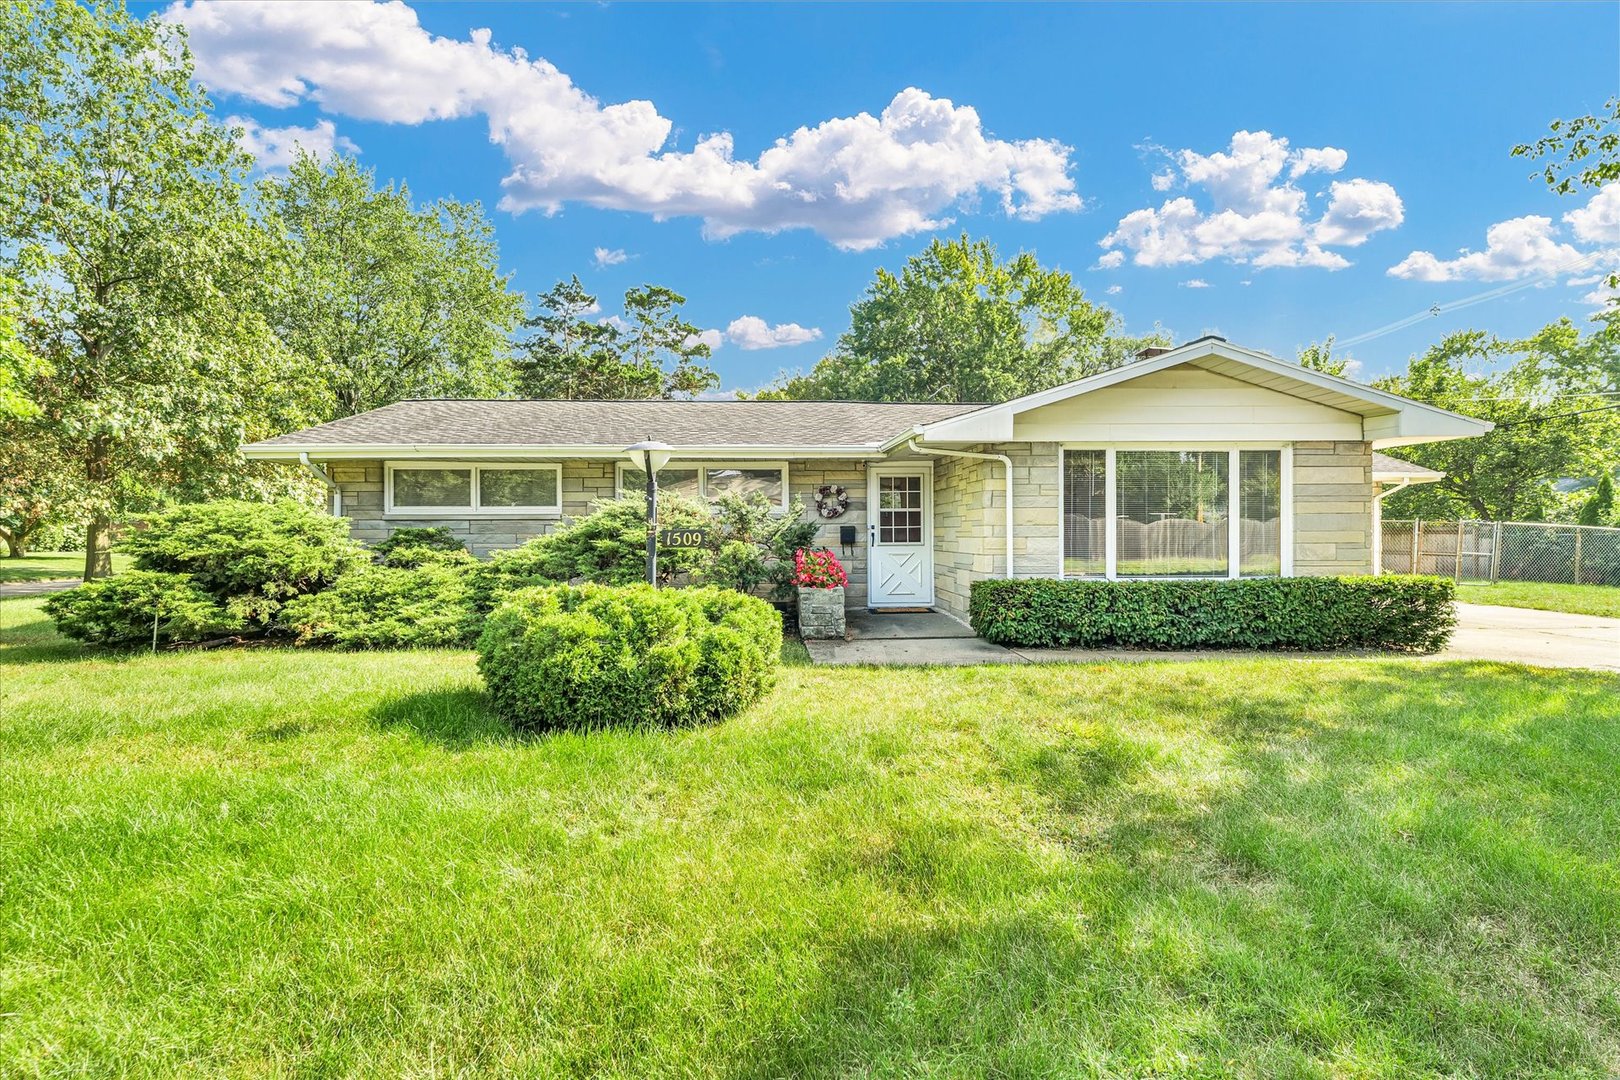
[1375,318,1620,521]
[515,278,718,399]
[1,0,321,576]
[257,152,525,416]
[760,235,1162,403]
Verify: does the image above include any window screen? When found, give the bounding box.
[1115,451,1229,577]
[705,467,785,504]
[620,467,701,500]
[876,474,924,544]
[392,468,472,508]
[1062,449,1106,576]
[1238,450,1282,576]
[480,468,559,509]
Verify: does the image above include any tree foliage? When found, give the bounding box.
[257,153,525,416]
[1297,335,1350,377]
[760,235,1162,403]
[1375,318,1620,520]
[0,0,321,576]
[1512,97,1620,195]
[515,278,718,399]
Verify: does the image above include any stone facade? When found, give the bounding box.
[1290,440,1375,575]
[796,586,845,639]
[927,442,1060,620]
[324,457,872,606]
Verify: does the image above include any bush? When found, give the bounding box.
[476,584,782,732]
[968,575,1457,653]
[121,500,365,625]
[43,570,244,646]
[374,526,468,567]
[278,562,479,649]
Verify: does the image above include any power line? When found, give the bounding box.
[1334,250,1612,350]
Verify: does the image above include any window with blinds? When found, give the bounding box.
[1115,450,1230,577]
[1239,450,1282,576]
[1062,449,1106,576]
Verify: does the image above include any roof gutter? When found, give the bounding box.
[1369,478,1412,575]
[906,439,1015,579]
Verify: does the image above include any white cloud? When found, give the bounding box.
[1094,250,1125,270]
[593,247,629,267]
[686,328,725,352]
[169,0,1083,249]
[1387,215,1587,282]
[228,115,356,169]
[724,316,822,350]
[1099,130,1402,271]
[1105,285,1122,295]
[1179,278,1211,289]
[1564,182,1620,245]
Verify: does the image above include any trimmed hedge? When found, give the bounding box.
[278,562,480,649]
[374,526,468,567]
[476,583,782,732]
[969,575,1457,653]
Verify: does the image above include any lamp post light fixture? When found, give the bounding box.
[623,440,674,586]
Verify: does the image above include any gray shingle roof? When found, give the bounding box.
[1372,452,1444,480]
[243,398,986,454]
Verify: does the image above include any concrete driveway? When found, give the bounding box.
[806,603,1620,672]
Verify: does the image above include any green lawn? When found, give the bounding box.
[0,551,131,583]
[1458,581,1620,618]
[2,597,1618,1077]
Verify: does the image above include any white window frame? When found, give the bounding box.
[614,460,791,512]
[385,461,563,517]
[1057,444,1294,581]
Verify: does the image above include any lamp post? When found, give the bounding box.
[623,440,673,586]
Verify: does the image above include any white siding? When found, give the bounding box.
[1011,367,1364,443]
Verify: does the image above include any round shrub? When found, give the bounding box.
[278,562,479,649]
[475,583,782,732]
[43,570,244,646]
[374,526,468,567]
[121,500,365,625]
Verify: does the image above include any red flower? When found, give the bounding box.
[791,547,847,589]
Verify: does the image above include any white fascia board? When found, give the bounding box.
[241,443,888,462]
[912,339,1494,444]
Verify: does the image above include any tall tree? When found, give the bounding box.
[1297,335,1350,377]
[0,0,321,577]
[515,280,718,399]
[258,152,525,416]
[1375,318,1620,521]
[760,235,1160,402]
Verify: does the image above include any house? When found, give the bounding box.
[241,336,1490,620]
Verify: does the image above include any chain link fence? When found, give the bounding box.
[1380,518,1620,585]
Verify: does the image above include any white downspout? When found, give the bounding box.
[1370,478,1410,574]
[906,439,1015,578]
[299,452,342,516]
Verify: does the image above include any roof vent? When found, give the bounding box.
[1134,346,1172,360]
[1187,333,1227,345]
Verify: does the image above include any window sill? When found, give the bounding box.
[383,509,563,519]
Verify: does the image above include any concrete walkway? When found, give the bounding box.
[805,603,1620,672]
[0,578,80,599]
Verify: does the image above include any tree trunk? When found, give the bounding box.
[83,516,112,580]
[83,435,113,580]
[1,529,22,558]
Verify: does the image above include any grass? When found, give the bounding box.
[2,597,1618,1077]
[1458,580,1620,618]
[0,551,131,583]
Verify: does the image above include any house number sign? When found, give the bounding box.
[658,528,708,549]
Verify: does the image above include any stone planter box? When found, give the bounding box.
[797,585,845,640]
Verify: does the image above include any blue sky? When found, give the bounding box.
[153,1,1618,390]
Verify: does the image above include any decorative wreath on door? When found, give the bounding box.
[815,484,849,519]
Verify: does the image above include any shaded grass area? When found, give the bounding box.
[1459,581,1620,619]
[0,551,130,583]
[2,601,1617,1076]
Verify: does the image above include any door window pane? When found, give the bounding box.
[621,467,701,500]
[878,475,923,544]
[1239,450,1282,576]
[1062,450,1106,576]
[1115,451,1229,577]
[480,468,559,509]
[704,467,785,504]
[393,468,472,508]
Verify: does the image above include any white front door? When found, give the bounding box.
[867,464,934,608]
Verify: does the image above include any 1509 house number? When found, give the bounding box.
[658,528,708,549]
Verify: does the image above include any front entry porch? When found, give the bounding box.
[802,608,1021,666]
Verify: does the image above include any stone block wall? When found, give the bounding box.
[1291,440,1374,575]
[928,442,1060,620]
[324,457,871,604]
